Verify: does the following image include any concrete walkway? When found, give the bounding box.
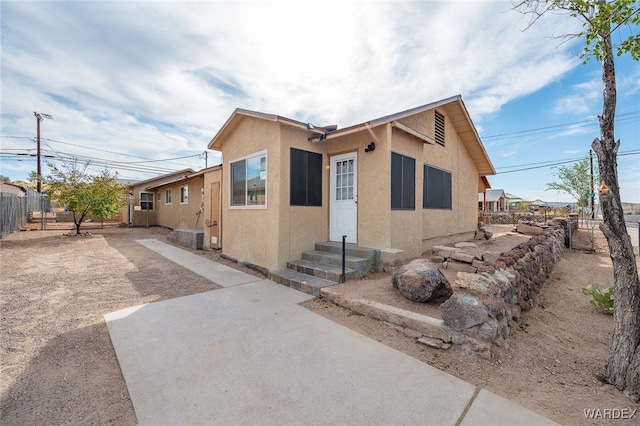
[105,239,558,426]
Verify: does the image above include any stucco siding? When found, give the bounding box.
[421,109,478,252]
[389,126,423,257]
[326,126,391,249]
[379,108,481,257]
[279,126,326,266]
[220,117,281,270]
[154,177,206,230]
[203,168,222,249]
[130,187,157,227]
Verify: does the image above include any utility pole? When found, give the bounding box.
[589,149,595,219]
[34,112,53,193]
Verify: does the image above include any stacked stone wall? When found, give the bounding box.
[481,212,548,225]
[440,227,565,358]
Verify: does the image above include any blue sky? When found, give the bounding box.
[1,0,639,203]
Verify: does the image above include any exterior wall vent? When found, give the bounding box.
[435,111,445,146]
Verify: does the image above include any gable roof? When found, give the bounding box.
[0,182,28,195]
[478,176,491,192]
[319,95,494,176]
[144,165,222,190]
[208,109,330,150]
[208,95,495,176]
[478,189,506,202]
[127,169,196,189]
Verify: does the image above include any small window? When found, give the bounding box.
[231,151,267,207]
[423,164,452,209]
[166,189,172,204]
[180,185,188,204]
[140,192,154,210]
[435,111,445,146]
[290,148,322,206]
[391,152,415,210]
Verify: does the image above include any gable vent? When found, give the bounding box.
[434,111,445,146]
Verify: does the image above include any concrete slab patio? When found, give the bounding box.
[104,239,558,425]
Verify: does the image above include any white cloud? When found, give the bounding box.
[552,79,602,115]
[0,0,590,183]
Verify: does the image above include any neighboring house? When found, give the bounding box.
[478,177,491,211]
[0,182,43,211]
[530,199,548,210]
[125,169,195,227]
[208,94,495,272]
[0,182,27,196]
[0,182,42,236]
[506,193,525,209]
[478,188,508,212]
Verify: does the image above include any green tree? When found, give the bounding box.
[44,159,128,234]
[515,0,640,397]
[546,156,597,208]
[0,175,11,183]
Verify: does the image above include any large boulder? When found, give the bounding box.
[392,259,452,303]
[441,292,489,331]
[515,223,543,235]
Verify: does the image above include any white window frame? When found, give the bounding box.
[180,185,189,204]
[229,150,268,210]
[139,191,154,211]
[166,189,172,204]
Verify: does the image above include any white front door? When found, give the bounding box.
[330,152,357,243]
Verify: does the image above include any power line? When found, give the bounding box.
[2,134,204,168]
[41,137,202,169]
[482,111,639,141]
[497,150,640,174]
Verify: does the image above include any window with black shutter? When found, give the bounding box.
[290,148,322,206]
[391,152,415,210]
[423,164,452,209]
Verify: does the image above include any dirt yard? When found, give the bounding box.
[1,225,639,425]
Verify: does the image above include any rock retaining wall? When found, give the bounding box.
[481,213,548,225]
[440,227,565,358]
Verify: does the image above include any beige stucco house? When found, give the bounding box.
[125,167,223,249]
[479,188,508,212]
[125,169,195,228]
[208,95,495,272]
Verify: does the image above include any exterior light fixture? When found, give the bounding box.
[364,142,376,153]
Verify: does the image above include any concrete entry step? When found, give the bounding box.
[301,251,369,278]
[269,269,336,297]
[315,241,379,270]
[275,242,379,296]
[287,259,356,282]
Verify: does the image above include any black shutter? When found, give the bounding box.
[290,148,307,205]
[403,156,415,209]
[392,152,415,210]
[391,152,403,209]
[444,171,452,209]
[290,148,322,206]
[307,150,322,206]
[424,164,451,209]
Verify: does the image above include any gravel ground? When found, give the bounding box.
[0,226,256,425]
[1,224,639,425]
